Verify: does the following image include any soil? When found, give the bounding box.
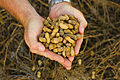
[0,0,120,80]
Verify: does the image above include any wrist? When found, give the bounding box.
[0,0,41,28]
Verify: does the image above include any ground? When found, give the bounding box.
[0,0,120,80]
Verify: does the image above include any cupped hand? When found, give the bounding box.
[49,2,87,65]
[24,15,72,70]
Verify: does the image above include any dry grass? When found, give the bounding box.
[0,0,120,80]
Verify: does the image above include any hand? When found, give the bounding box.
[24,15,72,70]
[49,2,87,66]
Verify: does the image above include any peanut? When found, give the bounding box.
[76,34,83,39]
[56,43,63,47]
[47,17,51,22]
[44,20,51,27]
[66,51,70,57]
[65,36,75,44]
[40,32,45,37]
[63,39,67,44]
[59,15,69,20]
[92,71,96,79]
[53,48,58,53]
[53,47,64,53]
[75,23,79,33]
[66,43,72,47]
[50,24,54,29]
[51,37,63,43]
[38,60,42,66]
[56,33,60,37]
[62,49,66,57]
[72,29,76,34]
[67,24,73,29]
[64,34,76,40]
[49,44,56,50]
[78,59,82,65]
[44,20,49,25]
[65,47,71,57]
[59,23,68,29]
[39,15,80,57]
[43,26,52,33]
[44,43,49,48]
[68,15,76,20]
[52,18,57,23]
[57,47,64,52]
[65,34,83,40]
[32,65,36,71]
[37,71,41,78]
[71,47,75,56]
[45,33,50,44]
[64,29,73,34]
[51,27,59,38]
[59,29,64,36]
[39,37,46,42]
[58,52,62,55]
[55,22,59,27]
[68,20,77,25]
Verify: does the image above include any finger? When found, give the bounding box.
[67,8,87,34]
[40,49,65,64]
[66,67,71,70]
[42,50,72,68]
[75,14,87,34]
[70,10,86,55]
[68,56,74,62]
[75,37,83,55]
[30,42,45,51]
[34,49,72,68]
[63,58,72,70]
[25,31,45,52]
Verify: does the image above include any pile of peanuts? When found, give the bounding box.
[39,15,82,57]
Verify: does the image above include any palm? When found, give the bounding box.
[24,16,72,70]
[49,2,87,64]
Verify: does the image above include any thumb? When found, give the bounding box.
[24,17,45,52]
[24,29,45,52]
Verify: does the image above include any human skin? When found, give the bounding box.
[0,0,87,70]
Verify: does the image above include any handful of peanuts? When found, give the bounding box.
[39,15,83,57]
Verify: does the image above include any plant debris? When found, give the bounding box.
[0,0,120,80]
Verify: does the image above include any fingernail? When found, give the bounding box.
[75,49,79,56]
[75,51,78,56]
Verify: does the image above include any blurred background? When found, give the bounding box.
[0,0,120,80]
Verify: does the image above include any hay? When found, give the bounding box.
[0,0,120,79]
